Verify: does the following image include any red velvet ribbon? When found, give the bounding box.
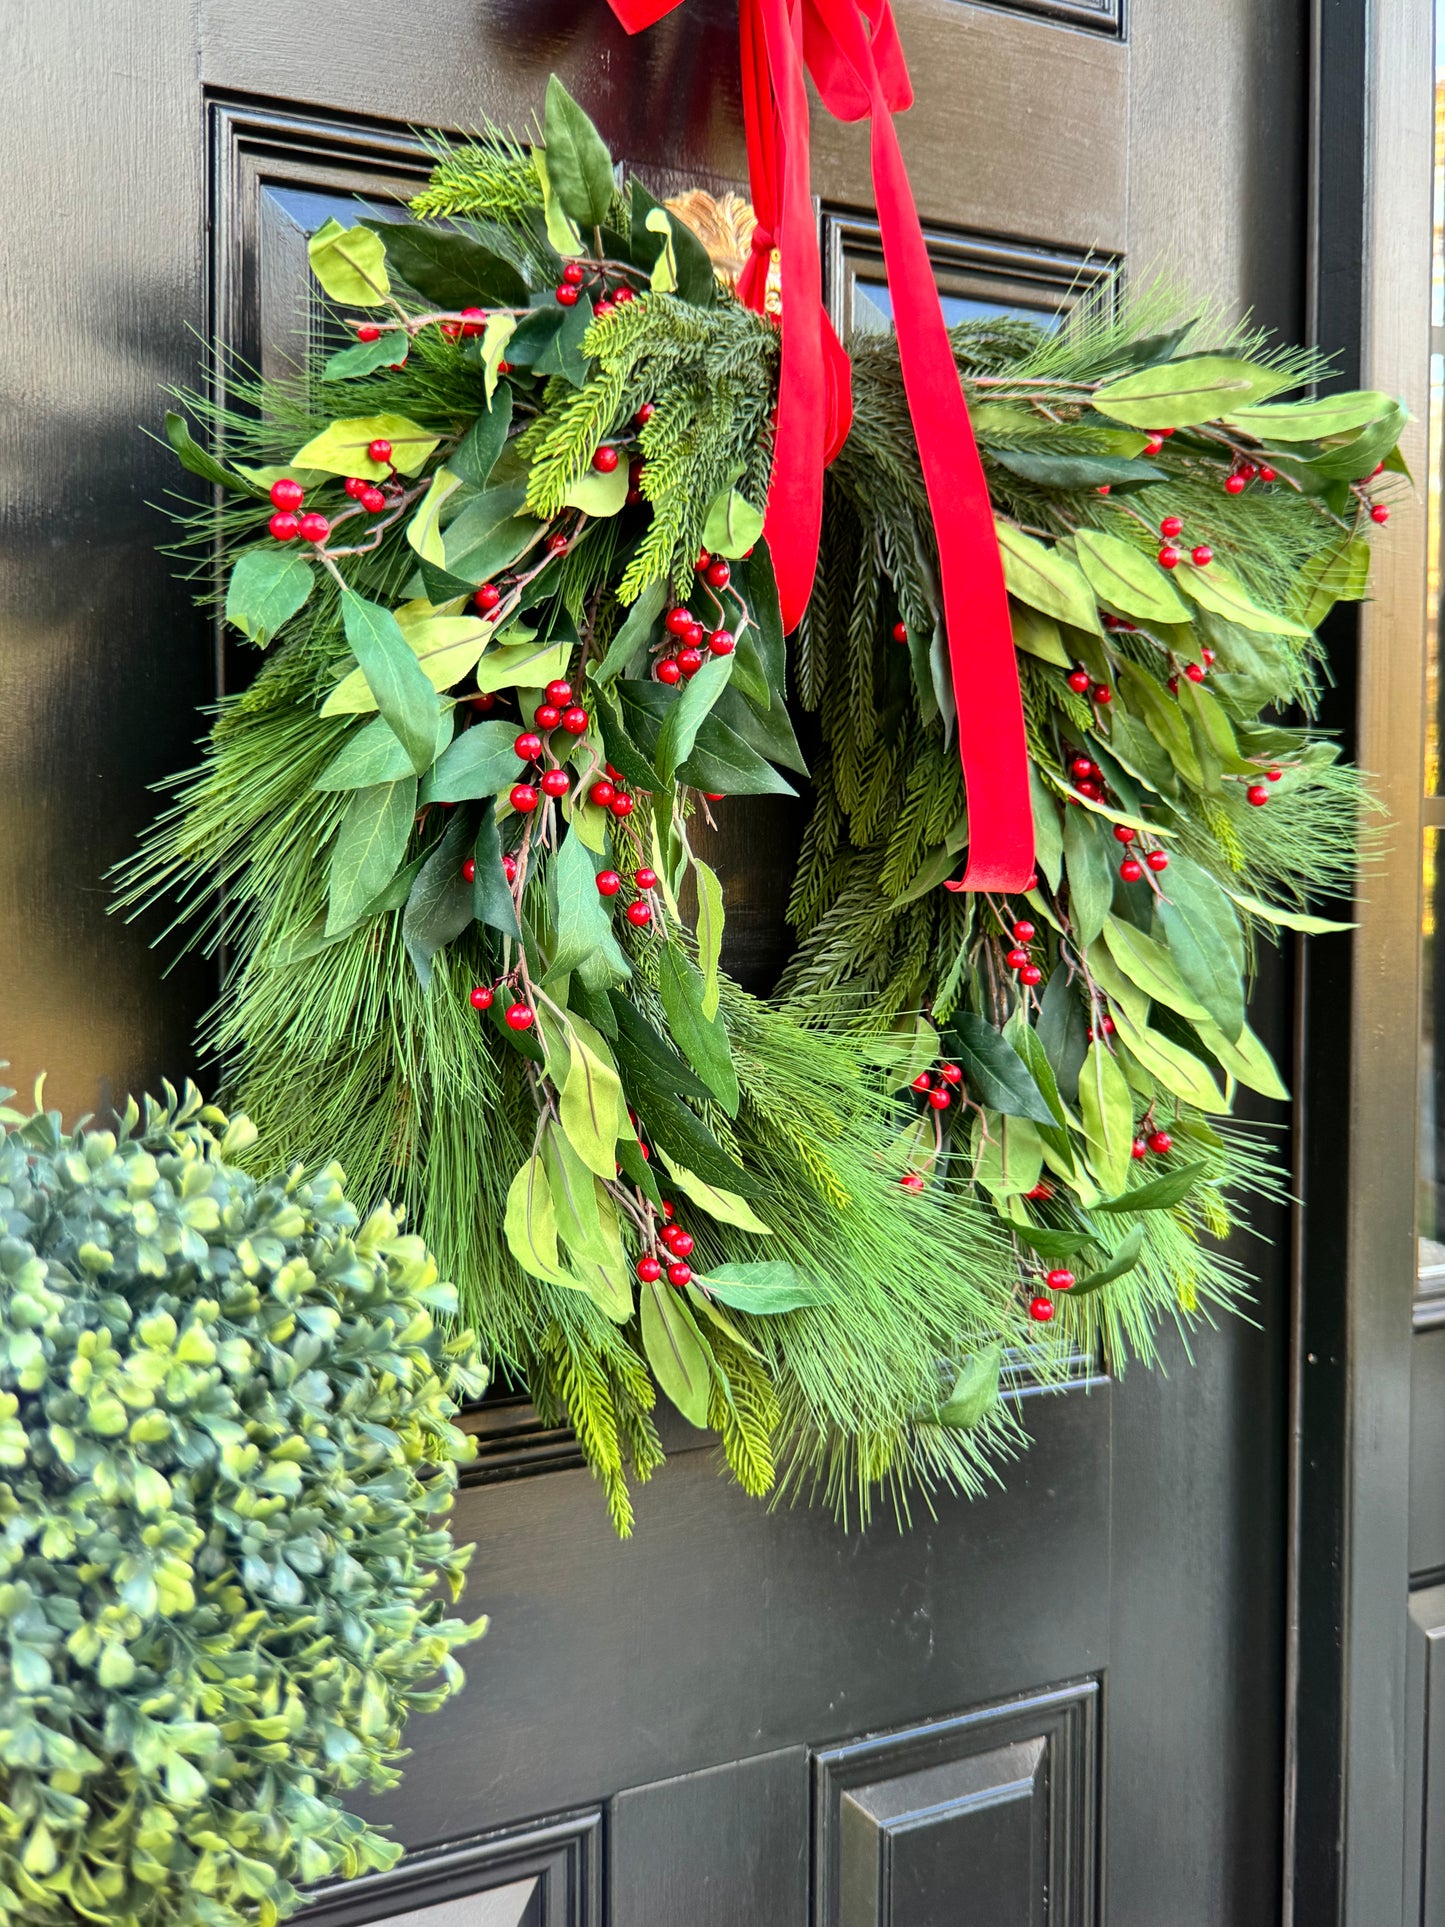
[604,0,1034,891]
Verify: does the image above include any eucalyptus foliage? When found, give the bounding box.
[0,1077,484,1927]
[126,80,1397,1533]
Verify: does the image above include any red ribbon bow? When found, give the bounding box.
[604,0,1033,890]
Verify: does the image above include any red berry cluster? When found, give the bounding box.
[1004,918,1043,990]
[911,1060,963,1113]
[554,257,642,317]
[597,864,658,929]
[1130,1124,1173,1161]
[1154,513,1213,572]
[587,762,636,817]
[1141,426,1176,458]
[653,550,742,683]
[468,977,533,1031]
[1222,457,1277,495]
[266,438,398,546]
[1065,665,1112,705]
[635,1204,696,1288]
[1028,1265,1077,1324]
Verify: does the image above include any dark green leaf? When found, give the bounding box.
[165,411,264,495]
[362,219,528,307]
[543,76,616,230]
[640,1278,713,1426]
[451,386,513,489]
[317,710,454,792]
[225,549,314,645]
[442,484,538,584]
[713,683,808,776]
[340,591,440,776]
[472,803,520,940]
[594,580,666,683]
[327,779,416,934]
[421,721,521,804]
[629,179,714,306]
[596,686,663,792]
[1094,1161,1210,1213]
[734,542,786,693]
[696,1262,825,1312]
[1063,805,1114,949]
[529,290,594,385]
[997,1219,1098,1259]
[1153,854,1246,1042]
[505,304,567,365]
[950,1014,1055,1123]
[322,331,406,380]
[630,1084,760,1195]
[657,942,739,1113]
[655,653,734,782]
[991,450,1166,489]
[1069,1224,1145,1293]
[930,1344,1004,1429]
[679,712,796,797]
[1037,969,1088,1106]
[617,1130,665,1207]
[548,830,619,982]
[401,814,475,989]
[609,996,714,1103]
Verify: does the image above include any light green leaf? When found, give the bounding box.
[640,1279,713,1427]
[559,1021,624,1178]
[701,488,766,558]
[697,1262,825,1312]
[1070,1225,1145,1294]
[407,469,465,565]
[973,1113,1045,1200]
[1221,884,1355,935]
[225,548,314,645]
[1190,1011,1289,1100]
[1091,355,1292,429]
[1154,854,1246,1042]
[1289,534,1371,628]
[479,313,518,403]
[1095,1160,1211,1214]
[1226,390,1399,441]
[542,1121,607,1262]
[930,1344,1004,1428]
[533,150,584,256]
[694,860,725,1020]
[548,831,618,983]
[293,412,440,479]
[473,634,572,695]
[1108,1004,1228,1110]
[658,942,739,1113]
[327,778,416,934]
[1176,561,1311,637]
[594,579,666,684]
[340,591,440,775]
[563,461,629,517]
[1031,765,1064,891]
[1101,916,1210,1020]
[323,607,495,713]
[1063,804,1113,949]
[1010,602,1072,667]
[655,1146,772,1233]
[1078,1042,1134,1193]
[1074,528,1191,622]
[543,75,616,229]
[307,217,390,306]
[317,709,454,792]
[504,1154,573,1286]
[644,207,678,291]
[995,521,1101,632]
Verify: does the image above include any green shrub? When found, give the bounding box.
[0,1077,486,1927]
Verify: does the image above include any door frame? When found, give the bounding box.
[1291,0,1433,1919]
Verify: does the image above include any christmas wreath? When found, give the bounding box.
[126,80,1401,1531]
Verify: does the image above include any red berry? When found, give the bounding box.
[1029,1295,1055,1323]
[1147,1129,1172,1155]
[939,1063,963,1085]
[1012,920,1035,942]
[1159,515,1183,539]
[545,680,573,705]
[1120,857,1144,882]
[593,300,616,319]
[707,628,735,656]
[1132,1137,1149,1160]
[1097,484,1112,496]
[892,620,908,644]
[1371,503,1390,525]
[1026,1182,1053,1202]
[1258,465,1277,482]
[605,764,622,781]
[911,1072,933,1093]
[510,783,540,812]
[1046,1269,1075,1292]
[470,692,497,713]
[666,1261,693,1288]
[356,324,382,343]
[1158,545,1181,569]
[1168,675,1180,693]
[1267,767,1283,782]
[461,857,477,883]
[1145,849,1170,872]
[1225,473,1247,495]
[1078,779,1104,800]
[367,439,392,464]
[460,307,486,337]
[514,731,543,760]
[1071,756,1093,780]
[610,792,635,817]
[592,445,620,473]
[1247,783,1269,806]
[656,658,683,684]
[546,532,569,555]
[1093,685,1113,705]
[900,1171,926,1192]
[1006,946,1030,970]
[562,262,586,286]
[705,559,731,590]
[1114,824,1136,844]
[665,1229,694,1258]
[590,781,617,809]
[540,769,570,798]
[637,1255,663,1283]
[1202,647,1216,666]
[469,985,494,1010]
[268,511,300,541]
[685,619,706,648]
[556,284,580,306]
[927,1087,951,1111]
[1191,545,1213,567]
[560,706,589,735]
[695,550,711,572]
[1158,429,1176,438]
[534,705,561,731]
[1238,462,1258,481]
[1185,662,1206,683]
[615,286,635,304]
[269,478,304,512]
[703,793,725,802]
[1067,669,1091,694]
[635,867,658,889]
[344,477,366,499]
[625,900,652,927]
[505,1002,535,1032]
[636,402,655,425]
[440,319,464,341]
[1020,964,1044,986]
[596,869,621,895]
[360,486,387,513]
[297,512,330,544]
[661,1200,675,1220]
[1143,435,1164,457]
[677,647,704,677]
[665,606,694,638]
[475,582,501,612]
[496,361,513,375]
[502,854,518,882]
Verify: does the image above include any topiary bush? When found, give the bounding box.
[0,1076,487,1927]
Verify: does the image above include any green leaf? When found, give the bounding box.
[658,942,739,1113]
[535,149,584,256]
[611,1002,714,1104]
[694,860,724,1020]
[1074,528,1190,622]
[930,1345,1004,1429]
[631,1085,760,1195]
[1190,1012,1289,1100]
[951,1014,1055,1124]
[307,217,390,306]
[478,313,519,403]
[504,1155,570,1285]
[543,75,616,229]
[713,681,808,777]
[1063,804,1113,949]
[1176,561,1311,637]
[1221,884,1354,935]
[1031,765,1064,890]
[1070,1224,1144,1293]
[640,1279,713,1427]
[327,779,416,934]
[401,814,474,989]
[995,521,1101,631]
[697,1262,825,1312]
[1078,1042,1134,1193]
[564,463,629,517]
[225,549,314,645]
[341,591,440,776]
[1107,1005,1228,1111]
[678,712,796,797]
[421,721,521,804]
[452,386,514,490]
[532,289,595,386]
[1091,356,1292,429]
[293,413,440,479]
[1011,603,1073,668]
[655,1147,772,1232]
[1115,659,1202,785]
[992,450,1166,489]
[1101,916,1209,1019]
[548,831,620,983]
[1225,390,1399,441]
[442,483,539,584]
[655,653,735,783]
[406,469,465,566]
[973,1112,1045,1200]
[473,803,519,938]
[361,219,527,308]
[322,330,406,380]
[559,1021,624,1178]
[542,1121,609,1264]
[164,411,264,495]
[1153,854,1246,1042]
[474,633,573,696]
[630,180,715,306]
[997,1218,1097,1259]
[594,580,666,684]
[1007,1018,1070,1132]
[1095,1160,1210,1213]
[317,710,454,792]
[1288,534,1371,628]
[701,488,766,558]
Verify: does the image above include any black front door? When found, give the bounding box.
[1,1,1308,1919]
